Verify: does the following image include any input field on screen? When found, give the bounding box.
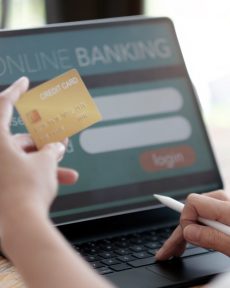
[94,87,183,121]
[79,116,192,154]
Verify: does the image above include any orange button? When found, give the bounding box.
[140,145,196,172]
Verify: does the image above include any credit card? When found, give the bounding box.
[15,69,102,149]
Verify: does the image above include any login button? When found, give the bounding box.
[140,145,196,172]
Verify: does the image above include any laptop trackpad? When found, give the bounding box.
[147,252,230,283]
[107,267,173,288]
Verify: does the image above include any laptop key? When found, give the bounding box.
[100,244,114,251]
[115,241,130,248]
[73,245,81,251]
[130,237,145,244]
[84,248,100,255]
[99,252,115,259]
[112,236,128,243]
[115,248,131,255]
[91,261,104,269]
[130,245,146,252]
[145,235,163,242]
[133,251,151,259]
[128,257,156,268]
[117,255,136,262]
[144,242,161,249]
[110,263,131,272]
[148,249,158,255]
[101,258,121,266]
[97,267,113,275]
[88,242,97,248]
[84,255,101,262]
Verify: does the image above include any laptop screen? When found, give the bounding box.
[0,17,222,225]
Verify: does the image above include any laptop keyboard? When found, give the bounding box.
[72,226,211,275]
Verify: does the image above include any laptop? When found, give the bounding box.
[1,16,230,287]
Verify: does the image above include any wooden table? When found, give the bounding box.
[0,126,229,287]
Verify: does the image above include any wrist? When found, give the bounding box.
[0,200,48,224]
[0,203,51,257]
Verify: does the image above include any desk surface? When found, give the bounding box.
[0,126,229,288]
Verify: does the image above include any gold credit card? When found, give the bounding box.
[15,69,102,149]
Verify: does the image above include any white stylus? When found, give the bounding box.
[154,194,230,236]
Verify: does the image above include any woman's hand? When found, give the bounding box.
[0,77,78,226]
[0,77,114,288]
[155,190,230,260]
[13,133,78,185]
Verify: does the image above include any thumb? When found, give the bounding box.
[184,224,230,256]
[38,142,66,164]
[0,77,29,133]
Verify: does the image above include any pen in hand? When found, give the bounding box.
[154,194,230,236]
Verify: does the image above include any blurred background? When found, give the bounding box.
[0,0,230,187]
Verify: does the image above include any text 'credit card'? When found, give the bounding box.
[15,69,102,149]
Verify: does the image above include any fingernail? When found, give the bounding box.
[184,225,200,242]
[15,76,29,84]
[23,138,34,147]
[53,142,65,151]
[74,170,79,179]
[56,143,66,162]
[18,76,27,81]
[49,142,65,158]
[62,138,69,147]
[71,171,79,183]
